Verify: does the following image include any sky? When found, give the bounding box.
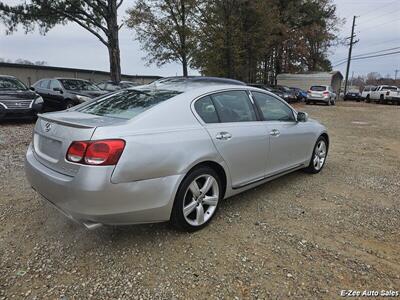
[0,0,399,78]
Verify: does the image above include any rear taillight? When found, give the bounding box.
[323,91,329,96]
[67,141,88,162]
[307,90,312,94]
[66,139,125,166]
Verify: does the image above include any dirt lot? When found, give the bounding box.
[0,102,399,299]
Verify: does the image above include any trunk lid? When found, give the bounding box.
[32,111,125,176]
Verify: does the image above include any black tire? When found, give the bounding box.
[366,95,370,103]
[306,101,310,105]
[65,100,75,109]
[304,136,329,174]
[170,166,222,231]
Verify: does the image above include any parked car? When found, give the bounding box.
[32,78,109,109]
[0,75,43,120]
[274,85,297,103]
[26,77,329,231]
[306,85,336,106]
[366,85,400,104]
[248,84,286,99]
[96,80,139,92]
[344,89,361,101]
[361,85,375,100]
[289,87,307,101]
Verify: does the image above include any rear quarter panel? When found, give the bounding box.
[110,127,223,183]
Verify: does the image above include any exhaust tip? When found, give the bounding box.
[82,221,102,230]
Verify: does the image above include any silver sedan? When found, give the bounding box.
[25,78,329,231]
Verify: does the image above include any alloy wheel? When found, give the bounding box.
[183,174,219,226]
[313,140,327,171]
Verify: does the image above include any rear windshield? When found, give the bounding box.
[77,89,181,119]
[60,79,100,91]
[310,86,327,91]
[0,77,27,91]
[381,86,398,91]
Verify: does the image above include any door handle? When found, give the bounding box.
[216,132,232,140]
[269,129,280,137]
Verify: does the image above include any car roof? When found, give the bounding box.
[0,75,17,79]
[150,76,245,86]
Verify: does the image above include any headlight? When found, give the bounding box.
[76,95,92,102]
[34,96,44,104]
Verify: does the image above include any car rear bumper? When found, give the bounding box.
[307,96,330,102]
[25,144,183,227]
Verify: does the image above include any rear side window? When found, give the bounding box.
[252,92,295,122]
[78,89,181,119]
[211,91,257,123]
[194,96,219,123]
[310,86,326,91]
[382,86,398,91]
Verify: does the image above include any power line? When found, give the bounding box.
[333,46,400,65]
[333,50,400,67]
[357,18,400,33]
[357,8,400,25]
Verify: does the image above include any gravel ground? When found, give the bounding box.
[0,102,399,299]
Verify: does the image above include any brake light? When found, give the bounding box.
[307,90,312,94]
[66,139,125,166]
[323,91,329,96]
[67,141,88,162]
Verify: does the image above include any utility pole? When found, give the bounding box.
[395,69,399,80]
[344,16,358,96]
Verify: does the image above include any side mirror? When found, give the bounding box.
[297,111,308,122]
[29,87,35,91]
[53,87,63,94]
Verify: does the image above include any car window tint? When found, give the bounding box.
[194,96,219,123]
[40,80,50,89]
[211,91,256,123]
[77,89,181,120]
[252,92,295,122]
[310,86,326,91]
[49,80,62,90]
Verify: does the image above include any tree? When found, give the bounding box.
[0,0,124,82]
[126,0,199,77]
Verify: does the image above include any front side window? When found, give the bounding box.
[0,77,27,91]
[194,96,219,123]
[252,92,295,122]
[39,80,50,89]
[77,89,181,119]
[211,91,257,123]
[49,80,62,90]
[60,79,100,91]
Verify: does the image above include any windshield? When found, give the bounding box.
[59,79,100,91]
[310,86,327,91]
[0,77,27,91]
[77,89,181,119]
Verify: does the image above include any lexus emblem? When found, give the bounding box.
[44,122,52,132]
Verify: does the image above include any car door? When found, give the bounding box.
[48,80,65,107]
[251,91,314,175]
[35,80,52,104]
[193,90,269,188]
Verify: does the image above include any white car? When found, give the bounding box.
[361,86,375,100]
[366,85,400,104]
[306,85,336,106]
